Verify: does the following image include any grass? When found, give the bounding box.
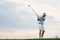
[0,38,60,40]
[24,38,60,40]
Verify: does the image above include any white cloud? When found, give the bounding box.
[0,30,39,39]
[0,0,60,38]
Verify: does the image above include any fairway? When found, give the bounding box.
[0,38,60,40]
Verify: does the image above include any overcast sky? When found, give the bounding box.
[0,0,60,39]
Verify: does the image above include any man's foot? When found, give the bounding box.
[39,36,43,38]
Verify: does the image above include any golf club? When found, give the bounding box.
[28,5,39,17]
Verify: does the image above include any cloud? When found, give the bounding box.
[0,0,60,38]
[0,1,38,32]
[0,29,39,39]
[0,2,18,31]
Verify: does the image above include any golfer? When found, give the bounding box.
[37,13,46,38]
[28,5,46,38]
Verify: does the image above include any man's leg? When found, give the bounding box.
[41,30,45,37]
[39,30,42,38]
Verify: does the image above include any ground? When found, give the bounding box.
[0,38,60,40]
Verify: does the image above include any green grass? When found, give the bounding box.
[24,38,60,40]
[0,38,60,40]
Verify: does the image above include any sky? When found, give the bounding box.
[0,0,60,39]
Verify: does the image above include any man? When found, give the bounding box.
[28,5,46,38]
[37,13,46,38]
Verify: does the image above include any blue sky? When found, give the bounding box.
[0,0,60,39]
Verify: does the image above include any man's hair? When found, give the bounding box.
[42,13,46,17]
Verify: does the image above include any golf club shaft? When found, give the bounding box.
[29,6,39,17]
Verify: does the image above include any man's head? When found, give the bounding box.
[42,13,46,17]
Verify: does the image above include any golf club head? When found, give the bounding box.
[28,5,30,7]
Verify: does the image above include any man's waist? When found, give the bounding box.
[38,22,44,25]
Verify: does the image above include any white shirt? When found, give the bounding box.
[38,17,45,25]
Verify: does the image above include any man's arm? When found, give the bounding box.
[31,8,40,21]
[32,8,40,21]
